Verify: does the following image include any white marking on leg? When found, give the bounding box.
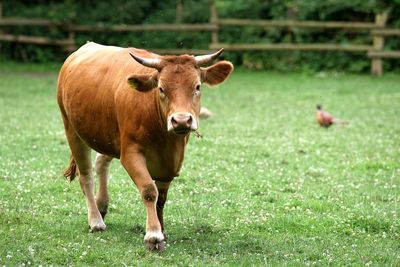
[144,230,164,242]
[89,217,106,232]
[79,173,106,231]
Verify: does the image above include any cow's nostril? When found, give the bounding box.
[186,116,193,128]
[171,116,178,128]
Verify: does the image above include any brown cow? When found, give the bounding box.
[57,42,233,251]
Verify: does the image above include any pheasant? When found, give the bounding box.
[316,104,348,127]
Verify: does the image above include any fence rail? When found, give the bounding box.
[0,33,72,46]
[0,0,399,75]
[218,18,379,30]
[368,50,400,58]
[371,29,400,36]
[210,43,372,52]
[0,18,65,26]
[67,23,218,32]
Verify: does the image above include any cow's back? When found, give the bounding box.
[57,42,157,157]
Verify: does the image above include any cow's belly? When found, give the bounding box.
[71,122,120,158]
[80,131,121,158]
[65,102,121,158]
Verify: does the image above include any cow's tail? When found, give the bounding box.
[63,155,78,182]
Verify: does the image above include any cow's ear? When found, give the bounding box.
[201,61,234,86]
[127,72,158,92]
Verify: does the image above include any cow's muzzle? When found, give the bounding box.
[167,112,197,135]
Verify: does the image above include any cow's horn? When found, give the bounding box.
[194,48,224,66]
[129,53,161,70]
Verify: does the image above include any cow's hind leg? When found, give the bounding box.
[64,125,106,231]
[95,153,113,219]
[155,180,171,240]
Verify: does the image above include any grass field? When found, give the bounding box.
[0,63,399,266]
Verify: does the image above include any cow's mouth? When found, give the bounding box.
[173,128,191,135]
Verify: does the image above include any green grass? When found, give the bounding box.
[0,64,399,266]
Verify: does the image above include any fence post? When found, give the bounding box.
[371,12,388,76]
[176,0,183,24]
[0,0,3,35]
[210,0,219,47]
[62,8,76,53]
[65,28,75,52]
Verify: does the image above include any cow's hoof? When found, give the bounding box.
[145,239,166,251]
[89,219,106,232]
[144,231,166,252]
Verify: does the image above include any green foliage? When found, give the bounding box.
[0,64,399,265]
[1,0,400,72]
[217,0,400,72]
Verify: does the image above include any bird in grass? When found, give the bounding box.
[316,104,348,127]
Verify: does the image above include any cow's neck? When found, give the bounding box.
[147,91,189,177]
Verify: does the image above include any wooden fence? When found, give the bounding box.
[0,0,399,75]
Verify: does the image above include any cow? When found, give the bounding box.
[57,42,233,251]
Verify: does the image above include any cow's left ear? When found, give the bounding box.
[127,72,158,92]
[201,61,234,86]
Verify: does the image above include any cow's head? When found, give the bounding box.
[127,49,233,135]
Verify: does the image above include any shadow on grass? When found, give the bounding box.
[105,219,271,258]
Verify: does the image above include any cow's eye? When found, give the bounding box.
[159,87,166,97]
[194,85,201,96]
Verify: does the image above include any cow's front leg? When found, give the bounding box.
[120,146,165,251]
[155,180,171,240]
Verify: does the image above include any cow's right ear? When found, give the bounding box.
[201,61,234,86]
[127,73,158,92]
